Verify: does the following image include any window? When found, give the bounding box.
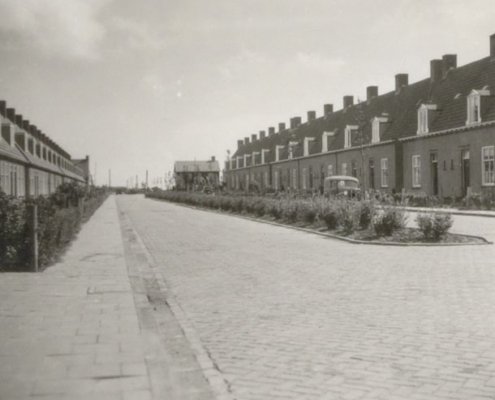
[381,158,389,188]
[292,168,297,189]
[341,162,347,176]
[302,168,307,190]
[274,170,279,190]
[371,117,388,144]
[482,146,495,186]
[466,92,481,125]
[351,161,357,178]
[417,106,429,134]
[264,171,269,187]
[327,164,333,177]
[369,159,375,189]
[412,155,421,187]
[344,125,357,148]
[417,104,437,135]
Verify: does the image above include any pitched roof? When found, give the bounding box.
[232,55,495,161]
[174,160,220,173]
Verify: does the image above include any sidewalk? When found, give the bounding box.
[0,196,151,400]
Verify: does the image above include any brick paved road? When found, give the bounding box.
[117,195,495,400]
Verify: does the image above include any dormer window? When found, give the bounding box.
[371,116,389,143]
[321,131,334,153]
[275,145,284,162]
[303,137,314,156]
[344,125,358,148]
[288,141,298,159]
[261,149,269,164]
[417,104,437,135]
[466,89,490,126]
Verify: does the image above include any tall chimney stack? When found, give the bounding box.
[0,101,6,116]
[490,33,495,58]
[323,104,333,116]
[278,123,285,132]
[268,127,275,136]
[366,86,378,102]
[237,139,243,149]
[6,108,15,123]
[343,95,354,109]
[307,111,316,122]
[290,117,301,129]
[244,137,250,145]
[251,134,257,142]
[259,130,266,139]
[395,74,408,93]
[430,59,443,83]
[442,54,457,77]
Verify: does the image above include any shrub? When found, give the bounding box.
[267,199,283,219]
[231,197,245,213]
[282,200,299,223]
[356,200,376,230]
[374,207,407,237]
[301,200,318,224]
[319,203,339,230]
[416,212,453,240]
[336,201,359,234]
[252,199,266,217]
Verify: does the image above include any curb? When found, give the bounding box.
[388,205,495,219]
[146,197,492,247]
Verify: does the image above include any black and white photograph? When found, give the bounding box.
[1,1,495,399]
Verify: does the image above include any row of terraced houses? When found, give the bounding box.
[223,33,495,200]
[0,101,89,198]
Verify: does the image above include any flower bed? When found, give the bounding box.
[146,190,487,245]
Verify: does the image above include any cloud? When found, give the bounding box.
[0,0,110,59]
[219,49,267,81]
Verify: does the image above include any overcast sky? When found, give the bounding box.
[0,0,494,186]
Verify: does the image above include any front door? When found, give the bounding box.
[430,152,439,196]
[369,159,375,190]
[461,149,470,196]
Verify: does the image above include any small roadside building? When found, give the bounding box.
[174,156,220,191]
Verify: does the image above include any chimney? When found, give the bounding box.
[211,156,215,162]
[395,73,409,93]
[15,115,23,128]
[0,101,6,116]
[307,111,316,122]
[290,117,302,129]
[22,120,30,131]
[343,95,354,109]
[323,104,333,116]
[278,123,285,132]
[259,130,266,139]
[430,59,443,83]
[491,33,495,58]
[237,139,243,149]
[244,137,250,145]
[442,54,457,77]
[366,86,378,101]
[251,134,257,142]
[6,108,15,123]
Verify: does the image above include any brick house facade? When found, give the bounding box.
[224,33,495,201]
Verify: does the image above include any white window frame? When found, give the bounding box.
[341,162,347,176]
[291,168,297,189]
[303,137,314,156]
[321,131,334,153]
[263,171,269,187]
[327,164,333,176]
[274,170,279,190]
[275,145,284,162]
[412,155,421,188]
[466,92,481,126]
[344,125,358,149]
[371,116,388,144]
[380,158,389,188]
[482,146,495,186]
[417,104,437,135]
[302,168,307,190]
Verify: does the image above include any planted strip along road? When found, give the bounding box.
[117,194,495,400]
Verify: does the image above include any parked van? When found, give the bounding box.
[323,176,360,199]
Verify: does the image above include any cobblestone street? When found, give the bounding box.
[117,195,495,400]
